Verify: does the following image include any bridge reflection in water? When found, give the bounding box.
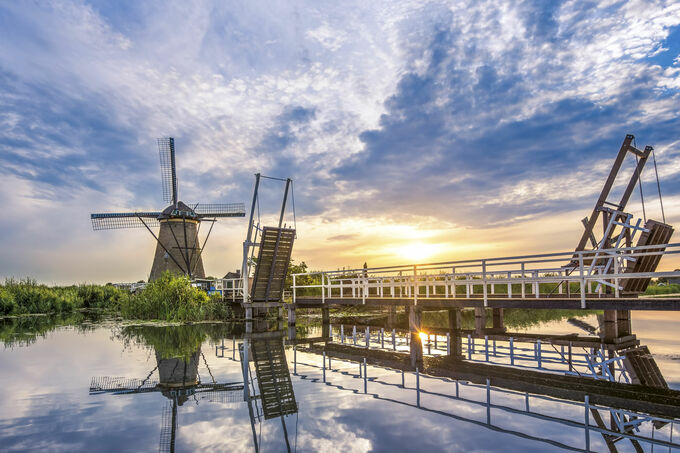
[85,314,679,452]
[283,309,679,453]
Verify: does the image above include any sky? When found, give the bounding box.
[1,0,680,284]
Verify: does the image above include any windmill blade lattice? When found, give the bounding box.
[157,137,178,206]
[159,399,176,453]
[192,203,247,218]
[91,212,162,230]
[89,376,160,394]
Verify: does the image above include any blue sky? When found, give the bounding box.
[1,1,679,283]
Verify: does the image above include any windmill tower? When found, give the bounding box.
[91,138,246,281]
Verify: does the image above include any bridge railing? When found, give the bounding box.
[292,243,680,307]
[213,277,244,301]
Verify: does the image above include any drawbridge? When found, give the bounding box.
[290,135,680,311]
[212,174,297,319]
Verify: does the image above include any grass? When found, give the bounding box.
[0,278,128,316]
[0,273,233,322]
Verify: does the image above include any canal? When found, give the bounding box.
[0,310,678,452]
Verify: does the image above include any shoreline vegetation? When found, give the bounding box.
[0,273,231,321]
[1,267,677,323]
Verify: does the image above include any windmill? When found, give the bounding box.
[90,138,246,281]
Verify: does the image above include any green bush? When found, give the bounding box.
[0,286,17,315]
[120,272,230,321]
[72,284,129,309]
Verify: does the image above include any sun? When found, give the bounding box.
[394,242,439,263]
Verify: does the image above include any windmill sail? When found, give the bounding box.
[158,137,178,206]
[91,212,161,230]
[158,399,176,453]
[192,203,247,218]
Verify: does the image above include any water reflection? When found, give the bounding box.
[295,344,680,452]
[0,312,100,347]
[90,323,298,453]
[0,311,679,452]
[307,308,680,452]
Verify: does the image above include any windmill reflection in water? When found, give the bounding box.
[89,328,298,453]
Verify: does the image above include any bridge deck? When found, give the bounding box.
[293,296,680,310]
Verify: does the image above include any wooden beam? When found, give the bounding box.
[575,135,635,252]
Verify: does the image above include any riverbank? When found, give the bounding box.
[0,273,232,321]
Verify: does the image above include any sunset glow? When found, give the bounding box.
[394,242,441,264]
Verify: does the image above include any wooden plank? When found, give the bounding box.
[251,227,295,303]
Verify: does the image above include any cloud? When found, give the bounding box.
[329,0,680,226]
[1,0,679,282]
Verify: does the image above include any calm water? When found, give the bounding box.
[0,311,679,452]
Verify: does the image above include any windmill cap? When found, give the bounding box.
[158,201,198,219]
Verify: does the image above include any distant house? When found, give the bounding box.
[223,270,241,288]
[224,270,240,279]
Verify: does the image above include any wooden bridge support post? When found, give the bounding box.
[288,305,296,326]
[475,307,487,333]
[448,309,463,357]
[322,307,331,339]
[602,310,618,341]
[448,308,461,331]
[409,305,423,368]
[616,310,632,337]
[492,308,505,332]
[387,305,398,328]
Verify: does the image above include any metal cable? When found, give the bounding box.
[548,343,583,377]
[291,180,297,237]
[634,146,647,222]
[201,352,216,384]
[260,175,288,182]
[137,366,158,390]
